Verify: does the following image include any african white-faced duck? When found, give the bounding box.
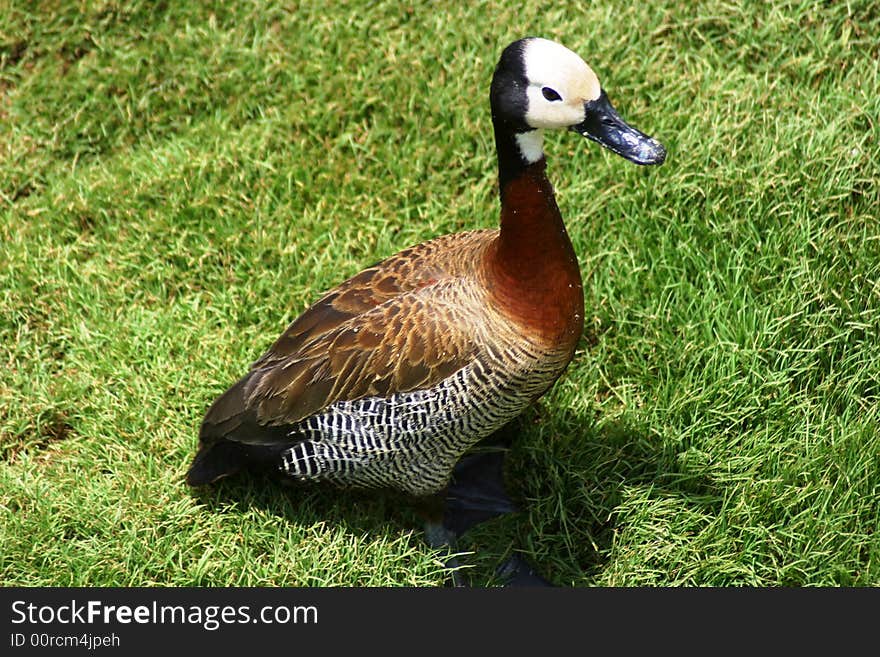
[186,37,665,585]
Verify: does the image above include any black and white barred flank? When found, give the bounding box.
[278,342,568,496]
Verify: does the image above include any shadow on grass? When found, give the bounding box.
[190,473,426,546]
[185,409,722,586]
[501,408,725,585]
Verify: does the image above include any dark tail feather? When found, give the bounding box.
[185,435,294,486]
[185,440,247,486]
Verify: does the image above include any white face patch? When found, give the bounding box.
[515,130,545,164]
[521,38,602,130]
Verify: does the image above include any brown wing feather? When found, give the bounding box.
[246,282,476,427]
[200,231,495,446]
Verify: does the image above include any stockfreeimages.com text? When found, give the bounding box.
[11,599,317,631]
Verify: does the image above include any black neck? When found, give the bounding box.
[489,47,538,199]
[493,123,543,198]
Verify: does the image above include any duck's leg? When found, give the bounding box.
[427,448,553,587]
[443,449,518,536]
[419,493,472,587]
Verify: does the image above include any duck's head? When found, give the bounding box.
[490,37,666,167]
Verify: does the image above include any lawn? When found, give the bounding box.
[1,0,878,586]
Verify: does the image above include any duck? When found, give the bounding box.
[186,36,665,585]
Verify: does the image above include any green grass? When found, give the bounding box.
[1,0,878,586]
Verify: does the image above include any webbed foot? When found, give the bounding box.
[422,447,554,587]
[496,553,553,587]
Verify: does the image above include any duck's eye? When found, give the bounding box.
[541,87,562,102]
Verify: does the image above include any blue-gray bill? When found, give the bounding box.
[572,90,666,165]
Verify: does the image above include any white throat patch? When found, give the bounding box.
[515,130,545,164]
